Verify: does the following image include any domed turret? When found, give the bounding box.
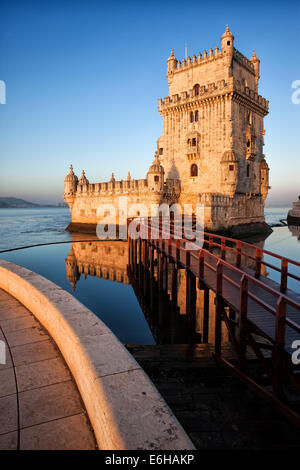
[221,24,234,51]
[250,50,260,89]
[147,151,164,192]
[78,170,89,186]
[64,165,78,196]
[167,49,177,76]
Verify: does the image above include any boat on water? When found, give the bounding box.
[287,197,300,225]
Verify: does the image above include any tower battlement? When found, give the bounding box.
[158,77,268,115]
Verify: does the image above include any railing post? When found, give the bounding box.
[176,239,180,265]
[158,251,164,291]
[255,248,262,278]
[199,249,204,279]
[280,258,288,293]
[186,248,190,269]
[209,234,213,252]
[133,238,137,277]
[143,237,148,267]
[239,275,248,372]
[171,260,177,307]
[168,237,172,257]
[215,261,223,358]
[273,296,287,399]
[137,236,141,265]
[221,238,226,260]
[236,241,242,267]
[186,267,197,343]
[128,232,132,267]
[149,245,154,278]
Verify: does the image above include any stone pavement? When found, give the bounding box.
[0,289,97,450]
[127,344,300,450]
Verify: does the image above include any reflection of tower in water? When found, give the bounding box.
[65,240,129,290]
[65,233,268,345]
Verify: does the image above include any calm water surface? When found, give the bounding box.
[0,207,299,345]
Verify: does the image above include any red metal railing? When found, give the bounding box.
[128,217,300,425]
[129,216,300,293]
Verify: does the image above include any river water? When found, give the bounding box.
[0,207,298,345]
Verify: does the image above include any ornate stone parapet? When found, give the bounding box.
[158,77,268,115]
[233,48,255,73]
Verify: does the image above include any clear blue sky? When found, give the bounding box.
[0,0,299,205]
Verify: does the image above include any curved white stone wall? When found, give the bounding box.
[0,260,194,450]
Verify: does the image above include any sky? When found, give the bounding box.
[0,0,299,205]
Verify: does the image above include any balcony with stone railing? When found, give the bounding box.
[158,77,268,115]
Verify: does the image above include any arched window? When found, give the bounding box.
[191,164,198,177]
[190,112,194,123]
[194,84,200,96]
[195,110,199,122]
[192,138,196,147]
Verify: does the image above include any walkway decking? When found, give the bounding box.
[0,289,96,450]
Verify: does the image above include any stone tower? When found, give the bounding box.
[64,26,270,234]
[157,25,270,231]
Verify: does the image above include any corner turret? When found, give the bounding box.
[147,151,164,192]
[221,24,234,52]
[78,170,89,186]
[221,25,234,71]
[167,50,177,77]
[64,165,78,196]
[250,50,260,90]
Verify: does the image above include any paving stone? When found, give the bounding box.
[0,289,96,450]
[0,303,29,322]
[0,367,16,397]
[20,413,95,450]
[10,338,59,367]
[0,394,18,435]
[15,357,71,392]
[0,431,18,450]
[19,380,83,428]
[0,315,40,334]
[5,326,48,347]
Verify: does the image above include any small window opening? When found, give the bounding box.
[191,164,198,177]
[159,148,163,155]
[154,175,159,182]
[195,110,199,122]
[247,164,250,177]
[227,41,230,45]
[229,164,234,171]
[190,112,194,123]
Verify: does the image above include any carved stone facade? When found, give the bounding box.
[64,26,270,234]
